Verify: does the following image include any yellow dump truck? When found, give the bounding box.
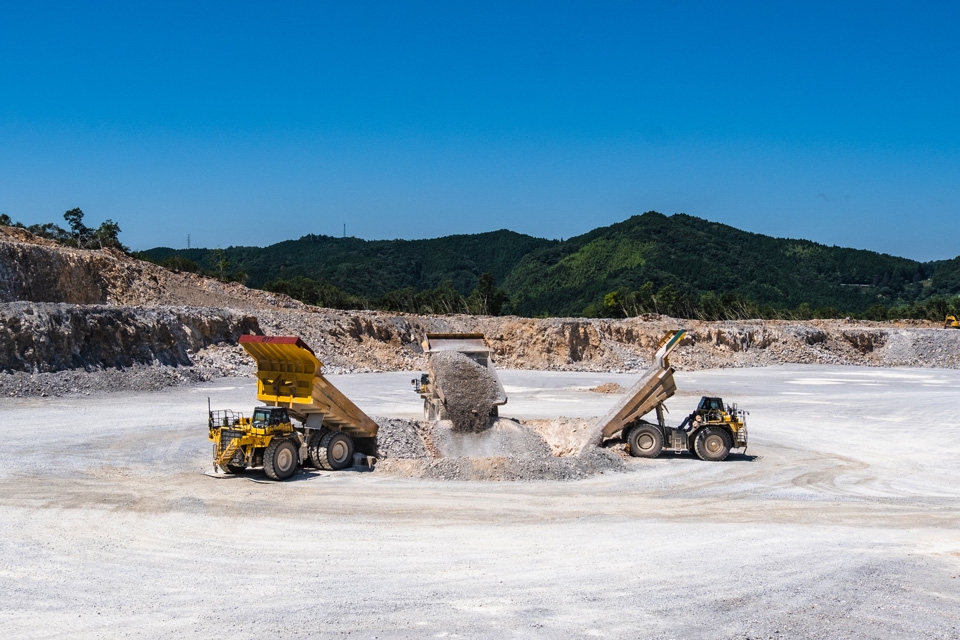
[411,333,508,421]
[946,315,959,329]
[208,335,378,480]
[590,329,748,461]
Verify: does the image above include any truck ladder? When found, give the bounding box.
[216,438,240,468]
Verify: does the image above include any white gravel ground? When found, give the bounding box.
[2,366,959,638]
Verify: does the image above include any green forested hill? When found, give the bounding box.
[139,212,960,319]
[141,230,557,297]
[504,212,931,316]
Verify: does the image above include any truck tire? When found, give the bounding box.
[694,427,732,462]
[315,431,354,471]
[263,438,299,480]
[306,430,328,468]
[223,463,246,474]
[627,424,663,458]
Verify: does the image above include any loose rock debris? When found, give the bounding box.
[371,416,624,481]
[427,350,501,433]
[589,382,626,394]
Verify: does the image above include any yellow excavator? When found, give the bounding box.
[945,315,959,329]
[208,335,378,480]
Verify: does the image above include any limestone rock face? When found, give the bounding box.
[0,302,260,373]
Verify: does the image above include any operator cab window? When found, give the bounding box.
[699,397,723,412]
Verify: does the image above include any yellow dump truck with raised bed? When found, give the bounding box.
[208,335,378,480]
[590,329,748,461]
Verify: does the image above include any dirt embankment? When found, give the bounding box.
[2,226,960,397]
[0,226,304,310]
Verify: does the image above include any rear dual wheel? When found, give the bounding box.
[625,424,663,458]
[311,430,355,471]
[423,399,449,421]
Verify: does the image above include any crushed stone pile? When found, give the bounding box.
[0,364,213,397]
[430,419,552,459]
[373,417,431,459]
[428,351,500,433]
[589,382,626,394]
[374,447,625,482]
[372,416,624,481]
[522,417,597,457]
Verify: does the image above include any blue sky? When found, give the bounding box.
[1,1,958,260]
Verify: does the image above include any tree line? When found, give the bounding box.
[4,209,958,322]
[589,281,960,322]
[1,208,126,251]
[262,272,511,316]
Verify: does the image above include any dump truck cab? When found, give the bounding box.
[208,407,297,479]
[252,407,290,427]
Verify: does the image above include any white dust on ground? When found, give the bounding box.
[3,367,960,638]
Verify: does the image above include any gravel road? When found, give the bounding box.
[2,366,959,638]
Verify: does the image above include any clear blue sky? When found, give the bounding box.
[2,1,958,260]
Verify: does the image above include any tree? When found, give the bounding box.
[602,291,626,318]
[27,222,70,242]
[93,219,126,250]
[212,248,231,282]
[160,255,200,273]
[467,273,509,316]
[63,208,93,247]
[0,213,11,226]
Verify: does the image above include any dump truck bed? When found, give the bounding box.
[593,330,686,439]
[239,335,378,438]
[423,333,507,406]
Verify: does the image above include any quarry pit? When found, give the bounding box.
[2,366,959,638]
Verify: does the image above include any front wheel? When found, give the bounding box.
[626,424,663,458]
[222,463,246,474]
[263,438,299,480]
[694,427,732,462]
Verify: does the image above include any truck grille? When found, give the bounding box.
[220,430,243,448]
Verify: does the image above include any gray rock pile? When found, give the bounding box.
[430,419,552,458]
[0,364,212,397]
[373,417,431,459]
[428,351,500,433]
[374,447,624,482]
[372,415,625,481]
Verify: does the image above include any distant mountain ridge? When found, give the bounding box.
[140,212,960,318]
